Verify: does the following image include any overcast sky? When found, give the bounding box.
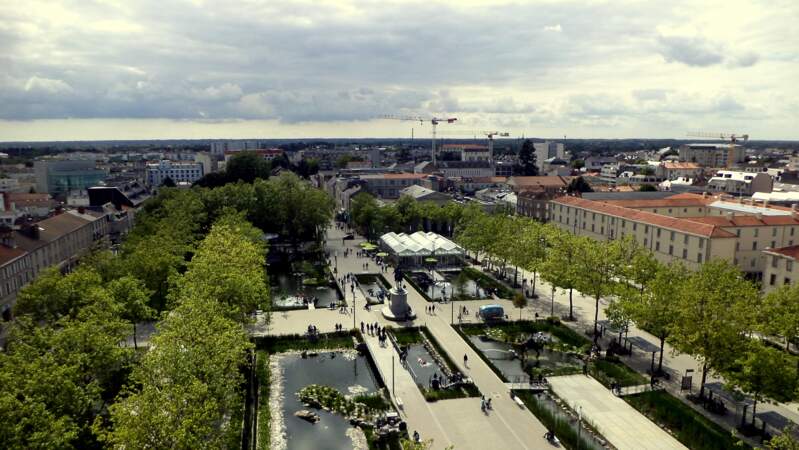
[1,0,797,141]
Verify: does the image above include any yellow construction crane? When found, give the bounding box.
[686,131,749,168]
[380,115,457,165]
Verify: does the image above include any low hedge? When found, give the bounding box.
[255,330,358,353]
[625,390,749,450]
[255,351,270,450]
[590,358,647,388]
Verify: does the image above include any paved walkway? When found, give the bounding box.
[549,375,686,450]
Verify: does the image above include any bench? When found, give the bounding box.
[513,395,525,408]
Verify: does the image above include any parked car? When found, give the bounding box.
[479,304,505,321]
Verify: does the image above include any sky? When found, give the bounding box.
[1,0,797,141]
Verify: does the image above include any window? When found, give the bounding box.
[670,231,675,241]
[669,245,674,255]
[600,227,604,234]
[654,209,658,213]
[770,274,776,285]
[684,235,689,244]
[644,238,648,247]
[682,249,687,258]
[773,258,779,268]
[773,228,777,237]
[787,278,792,285]
[736,229,741,237]
[697,253,703,262]
[751,259,756,268]
[633,223,637,231]
[772,241,776,248]
[755,229,759,238]
[684,208,688,213]
[656,242,660,251]
[645,225,649,233]
[582,222,586,230]
[657,229,661,238]
[788,261,794,271]
[792,228,795,237]
[591,224,595,232]
[669,208,673,214]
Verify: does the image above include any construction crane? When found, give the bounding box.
[484,131,510,164]
[381,115,457,165]
[686,131,749,168]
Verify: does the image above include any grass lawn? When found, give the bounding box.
[625,390,750,450]
[590,358,648,388]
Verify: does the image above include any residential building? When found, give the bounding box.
[0,193,55,226]
[679,143,746,167]
[223,148,283,163]
[0,177,20,192]
[516,190,552,221]
[507,176,570,194]
[1,209,111,316]
[194,152,219,174]
[356,173,440,199]
[435,161,494,178]
[494,160,514,177]
[209,140,265,156]
[439,144,491,162]
[707,171,773,196]
[762,246,799,293]
[656,162,703,180]
[584,156,617,171]
[534,142,565,172]
[145,160,204,187]
[549,193,799,276]
[35,160,107,197]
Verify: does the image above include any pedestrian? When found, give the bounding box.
[464,353,468,367]
[361,321,364,333]
[432,304,435,314]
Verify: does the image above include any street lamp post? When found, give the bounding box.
[392,354,395,395]
[551,285,556,318]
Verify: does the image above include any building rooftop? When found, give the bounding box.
[662,162,701,169]
[380,231,463,256]
[508,176,570,187]
[553,195,737,238]
[708,200,792,216]
[764,245,799,260]
[690,215,799,227]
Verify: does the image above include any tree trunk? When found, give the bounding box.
[514,266,518,286]
[133,322,138,350]
[593,295,600,344]
[568,288,574,321]
[751,398,758,426]
[658,336,665,372]
[699,363,709,398]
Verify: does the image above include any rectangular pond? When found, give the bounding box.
[408,271,488,301]
[271,264,342,310]
[354,274,390,305]
[270,350,383,450]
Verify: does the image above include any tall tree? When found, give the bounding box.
[107,276,155,349]
[539,227,580,320]
[725,342,797,427]
[573,236,623,344]
[670,260,759,398]
[761,283,799,351]
[516,139,538,176]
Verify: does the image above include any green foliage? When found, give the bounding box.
[514,391,599,450]
[171,212,269,322]
[226,151,272,183]
[516,139,538,176]
[626,390,748,450]
[761,283,799,350]
[0,300,133,448]
[764,428,799,449]
[353,393,392,411]
[106,295,252,449]
[669,259,759,397]
[462,267,515,299]
[567,176,593,193]
[255,351,271,450]
[639,183,658,191]
[590,358,647,388]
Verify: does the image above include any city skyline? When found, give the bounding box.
[1,0,797,141]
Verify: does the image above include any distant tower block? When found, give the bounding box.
[382,267,416,321]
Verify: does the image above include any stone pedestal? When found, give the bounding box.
[382,286,415,321]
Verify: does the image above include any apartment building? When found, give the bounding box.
[534,142,565,172]
[679,143,745,167]
[707,170,773,196]
[549,193,799,276]
[145,160,204,187]
[762,246,799,293]
[0,209,110,316]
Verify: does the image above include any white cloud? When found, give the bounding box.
[0,0,795,139]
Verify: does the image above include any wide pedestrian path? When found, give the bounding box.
[548,375,686,450]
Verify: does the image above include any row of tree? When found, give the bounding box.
[455,209,799,423]
[104,214,268,448]
[194,151,319,188]
[0,166,332,446]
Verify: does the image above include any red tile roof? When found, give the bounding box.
[0,245,26,266]
[690,215,799,227]
[553,196,737,238]
[765,245,799,260]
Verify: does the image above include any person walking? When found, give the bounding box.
[463,353,468,367]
